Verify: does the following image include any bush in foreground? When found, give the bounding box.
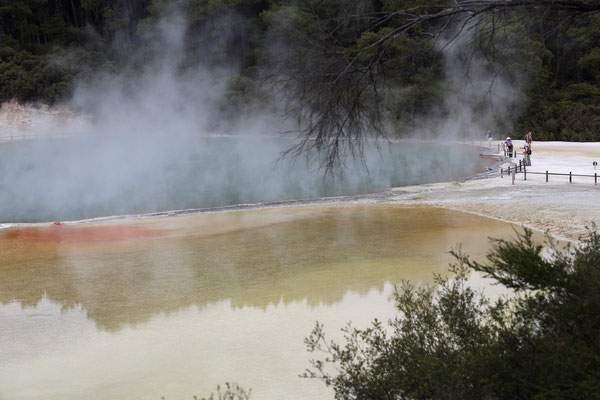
[304,228,600,399]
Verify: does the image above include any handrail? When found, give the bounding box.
[500,162,598,185]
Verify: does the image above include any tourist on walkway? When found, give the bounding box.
[505,137,514,157]
[487,130,493,147]
[525,131,533,147]
[523,142,532,166]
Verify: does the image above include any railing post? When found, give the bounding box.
[569,172,572,183]
[508,166,511,175]
[512,170,516,185]
[595,173,597,185]
[524,165,527,181]
[500,168,503,178]
[546,171,548,182]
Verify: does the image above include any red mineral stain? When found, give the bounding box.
[3,223,169,242]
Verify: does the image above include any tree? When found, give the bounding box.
[303,227,600,399]
[266,0,600,171]
[2,0,600,156]
[196,382,251,400]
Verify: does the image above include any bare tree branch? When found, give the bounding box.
[268,0,600,172]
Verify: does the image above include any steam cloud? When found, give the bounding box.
[0,7,502,223]
[394,21,529,141]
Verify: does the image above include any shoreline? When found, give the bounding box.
[388,140,600,241]
[0,133,596,241]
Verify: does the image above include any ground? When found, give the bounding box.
[389,141,600,241]
[0,101,90,139]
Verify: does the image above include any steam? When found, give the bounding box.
[0,6,501,223]
[435,30,526,140]
[398,19,530,142]
[70,11,228,135]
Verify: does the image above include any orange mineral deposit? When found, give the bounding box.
[3,223,167,242]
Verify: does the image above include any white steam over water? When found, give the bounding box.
[0,137,485,223]
[0,7,519,223]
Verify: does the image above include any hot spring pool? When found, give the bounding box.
[0,136,488,222]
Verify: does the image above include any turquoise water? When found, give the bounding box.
[0,137,486,222]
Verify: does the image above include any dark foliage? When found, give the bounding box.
[1,0,600,165]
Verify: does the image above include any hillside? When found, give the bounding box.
[1,0,599,141]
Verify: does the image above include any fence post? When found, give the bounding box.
[501,168,503,178]
[524,165,527,181]
[508,166,511,175]
[569,172,572,183]
[546,171,548,182]
[512,170,515,185]
[595,173,597,185]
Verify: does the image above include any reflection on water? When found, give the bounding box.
[0,205,528,399]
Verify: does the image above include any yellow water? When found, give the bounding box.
[0,205,533,399]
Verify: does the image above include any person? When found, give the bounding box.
[525,131,532,147]
[486,130,493,147]
[523,142,532,166]
[505,137,514,157]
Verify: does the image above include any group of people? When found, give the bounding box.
[488,130,533,166]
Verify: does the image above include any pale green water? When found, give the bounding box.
[0,138,488,223]
[0,205,532,399]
